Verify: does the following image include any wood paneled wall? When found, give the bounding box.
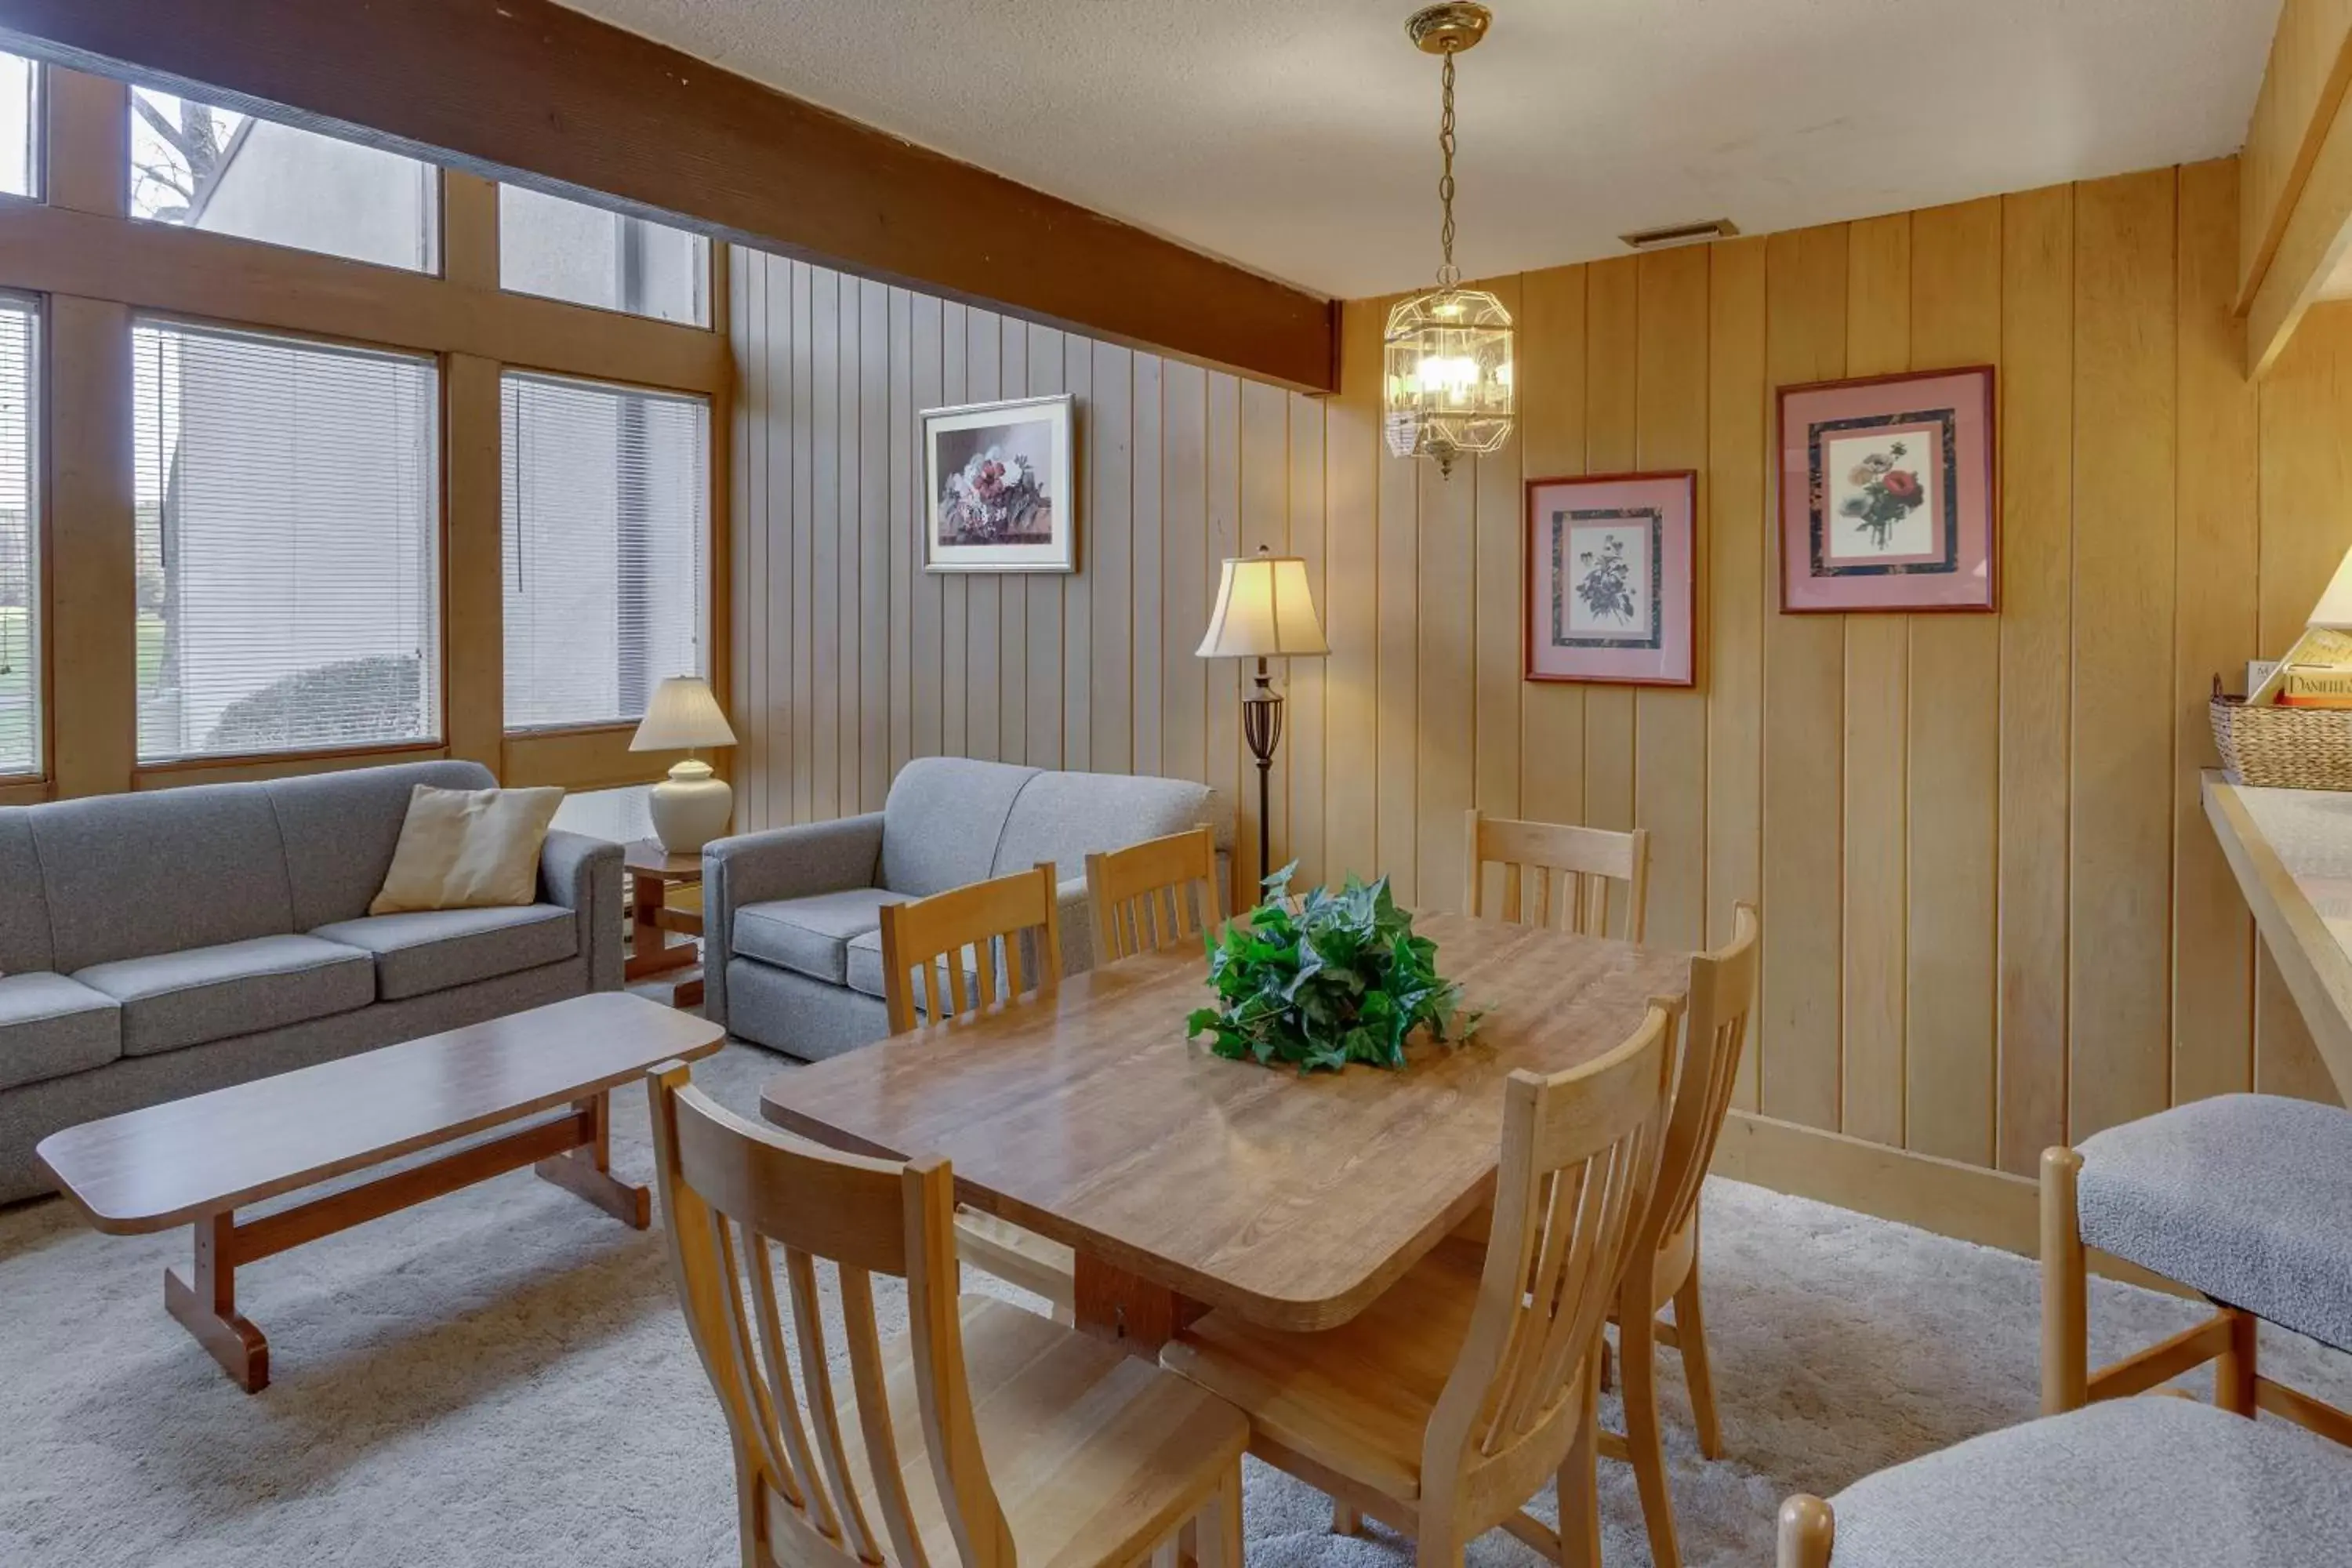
[730,155,2352,1191]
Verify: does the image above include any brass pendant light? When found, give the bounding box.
[1383,2,1515,479]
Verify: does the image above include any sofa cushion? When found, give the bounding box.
[28,783,296,971]
[0,812,53,976]
[880,757,1039,896]
[735,887,909,986]
[989,770,1221,884]
[265,760,496,929]
[75,935,376,1057]
[2077,1092,2352,1352]
[844,926,985,1008]
[0,973,120,1091]
[310,904,579,1002]
[1824,1397,2352,1568]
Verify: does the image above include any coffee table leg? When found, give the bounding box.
[165,1211,268,1393]
[534,1091,653,1229]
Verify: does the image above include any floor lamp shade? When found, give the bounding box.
[1197,550,1328,891]
[630,677,739,854]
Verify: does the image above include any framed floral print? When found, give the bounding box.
[1524,470,1696,687]
[1777,366,1996,612]
[923,394,1077,573]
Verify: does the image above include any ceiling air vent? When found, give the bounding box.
[1620,219,1740,252]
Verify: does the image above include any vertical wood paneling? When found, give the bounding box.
[2173,161,2262,1107]
[731,161,2350,1203]
[1760,225,1849,1133]
[1905,197,2004,1166]
[1842,213,1911,1149]
[1706,237,1769,1109]
[2070,168,2180,1143]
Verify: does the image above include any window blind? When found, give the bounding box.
[133,320,441,764]
[503,372,709,731]
[0,297,35,777]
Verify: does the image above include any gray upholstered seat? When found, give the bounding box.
[0,973,119,1091]
[74,935,378,1057]
[2076,1092,2352,1352]
[310,905,579,1002]
[843,926,984,1005]
[732,887,908,985]
[1824,1397,2352,1567]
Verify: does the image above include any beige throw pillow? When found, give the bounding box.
[369,784,564,915]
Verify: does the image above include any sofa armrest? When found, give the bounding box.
[699,813,886,1031]
[539,829,624,993]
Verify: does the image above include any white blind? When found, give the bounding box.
[0,297,35,777]
[133,320,441,763]
[503,372,708,731]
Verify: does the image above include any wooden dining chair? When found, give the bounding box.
[1601,902,1760,1568]
[1462,809,1652,942]
[1159,998,1681,1568]
[877,863,1077,1313]
[1087,826,1220,963]
[646,1061,1249,1568]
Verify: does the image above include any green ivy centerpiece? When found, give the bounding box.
[1185,864,1480,1073]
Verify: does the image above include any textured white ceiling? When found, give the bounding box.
[559,0,2281,299]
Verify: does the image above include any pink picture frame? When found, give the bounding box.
[1524,471,1696,687]
[1777,366,1997,612]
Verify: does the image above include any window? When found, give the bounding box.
[129,87,437,272]
[503,372,708,731]
[0,52,37,199]
[0,298,35,776]
[499,185,707,325]
[133,321,440,763]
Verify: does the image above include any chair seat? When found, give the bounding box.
[74,934,375,1056]
[1160,1234,1491,1501]
[310,903,577,1000]
[850,1294,1247,1568]
[735,887,908,986]
[1826,1397,2352,1567]
[2077,1093,2352,1352]
[0,971,120,1091]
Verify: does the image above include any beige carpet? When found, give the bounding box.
[4,1042,2349,1568]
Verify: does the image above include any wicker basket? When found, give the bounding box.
[2210,677,2352,789]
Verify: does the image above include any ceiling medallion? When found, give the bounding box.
[1384,2,1514,479]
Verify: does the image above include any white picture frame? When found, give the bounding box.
[922,394,1077,574]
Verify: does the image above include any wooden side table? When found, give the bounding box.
[623,840,705,1008]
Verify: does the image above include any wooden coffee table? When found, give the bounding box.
[34,992,724,1392]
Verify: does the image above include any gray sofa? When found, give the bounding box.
[703,757,1225,1060]
[0,759,622,1202]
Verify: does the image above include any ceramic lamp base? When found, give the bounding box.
[648,758,732,855]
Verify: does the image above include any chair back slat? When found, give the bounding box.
[1650,903,1761,1247]
[648,1062,1007,1568]
[1463,809,1651,942]
[1421,1000,1677,1490]
[1087,828,1219,964]
[880,864,1063,1036]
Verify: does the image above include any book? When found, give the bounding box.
[2249,626,2352,705]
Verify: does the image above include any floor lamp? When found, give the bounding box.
[1196,546,1330,892]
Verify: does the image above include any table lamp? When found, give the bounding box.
[1196,546,1330,886]
[630,676,739,853]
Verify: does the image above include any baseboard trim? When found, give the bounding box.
[1709,1111,2186,1295]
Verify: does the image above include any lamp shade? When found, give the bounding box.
[629,676,738,752]
[2312,545,2352,630]
[1196,551,1330,660]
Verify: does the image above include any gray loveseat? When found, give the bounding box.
[702,757,1225,1060]
[0,759,622,1202]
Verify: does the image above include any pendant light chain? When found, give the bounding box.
[1436,48,1459,288]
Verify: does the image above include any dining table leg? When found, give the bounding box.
[1073,1251,1207,1357]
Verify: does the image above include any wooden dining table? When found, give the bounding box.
[759,910,1692,1355]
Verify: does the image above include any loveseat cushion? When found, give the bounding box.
[74,935,376,1057]
[844,926,985,1007]
[735,887,909,986]
[265,760,497,929]
[989,769,1220,885]
[310,904,579,1002]
[880,757,1039,896]
[0,973,120,1091]
[30,784,296,972]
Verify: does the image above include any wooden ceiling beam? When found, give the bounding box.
[0,0,1338,393]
